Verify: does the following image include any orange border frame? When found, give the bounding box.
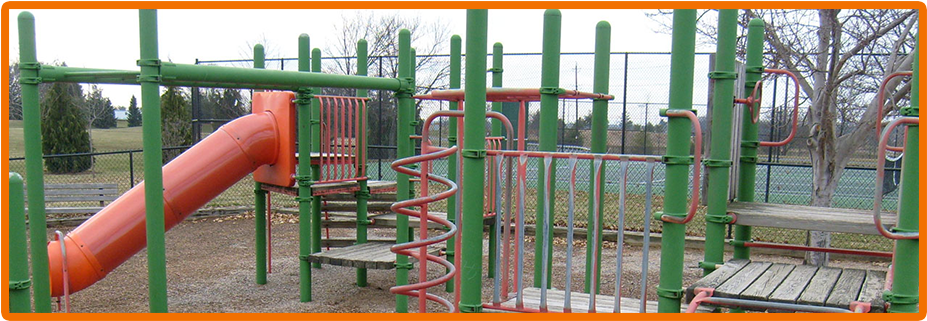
[2,2,924,321]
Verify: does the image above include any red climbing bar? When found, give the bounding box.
[874,116,919,240]
[759,69,800,147]
[659,109,702,224]
[877,71,913,152]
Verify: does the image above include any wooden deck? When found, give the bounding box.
[728,202,896,235]
[686,260,886,312]
[486,287,702,313]
[307,242,440,270]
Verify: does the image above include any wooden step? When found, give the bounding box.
[370,212,449,230]
[485,287,705,313]
[320,237,395,248]
[308,241,442,270]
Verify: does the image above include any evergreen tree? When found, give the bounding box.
[126,95,142,127]
[160,86,192,163]
[41,81,91,173]
[86,86,117,129]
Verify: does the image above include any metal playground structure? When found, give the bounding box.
[7,9,919,314]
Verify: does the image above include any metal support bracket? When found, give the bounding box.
[662,155,693,165]
[136,59,162,67]
[654,210,686,220]
[295,175,314,187]
[298,254,312,261]
[9,279,31,290]
[539,87,567,95]
[354,189,371,199]
[883,290,919,305]
[656,286,684,300]
[739,155,758,164]
[890,226,918,233]
[395,77,416,97]
[899,107,919,117]
[698,261,725,270]
[729,239,749,247]
[137,75,162,83]
[458,303,484,313]
[705,213,735,224]
[745,65,765,74]
[19,62,40,70]
[20,77,42,85]
[487,67,504,73]
[394,262,414,270]
[740,140,759,148]
[708,71,738,79]
[462,149,487,159]
[659,108,699,117]
[704,158,733,168]
[293,90,315,105]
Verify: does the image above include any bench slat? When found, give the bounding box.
[43,195,118,202]
[729,202,897,235]
[41,189,119,196]
[40,183,118,189]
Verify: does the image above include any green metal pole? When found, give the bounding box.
[656,9,696,313]
[887,35,918,313]
[355,39,370,288]
[460,9,488,313]
[296,33,313,302]
[584,21,610,294]
[138,9,169,313]
[487,41,503,278]
[701,9,738,276]
[253,44,268,286]
[534,9,561,289]
[395,28,414,313]
[734,18,765,260]
[17,11,51,313]
[9,173,31,313]
[445,34,461,293]
[310,48,323,269]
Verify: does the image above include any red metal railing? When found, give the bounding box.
[873,116,918,240]
[733,69,801,147]
[876,71,913,152]
[317,95,368,185]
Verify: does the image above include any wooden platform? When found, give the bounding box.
[728,202,897,235]
[686,260,886,312]
[486,287,702,313]
[307,242,440,270]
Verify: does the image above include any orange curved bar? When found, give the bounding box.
[47,112,281,297]
[759,69,800,147]
[877,71,912,152]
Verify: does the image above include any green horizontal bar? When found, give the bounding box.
[161,63,402,91]
[39,66,139,85]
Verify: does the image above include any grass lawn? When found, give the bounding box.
[9,119,144,158]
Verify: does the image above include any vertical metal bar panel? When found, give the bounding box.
[613,159,628,312]
[640,159,655,313]
[540,155,553,312]
[564,157,579,313]
[589,157,602,312]
[515,154,528,308]
[493,154,504,304]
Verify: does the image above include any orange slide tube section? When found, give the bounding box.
[46,111,281,297]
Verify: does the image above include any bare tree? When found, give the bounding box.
[323,11,451,152]
[651,9,917,265]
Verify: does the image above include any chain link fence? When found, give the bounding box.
[10,52,897,253]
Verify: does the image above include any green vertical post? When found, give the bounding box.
[310,48,323,269]
[734,19,765,260]
[9,173,31,313]
[296,33,313,302]
[487,42,503,278]
[17,11,51,313]
[394,28,414,313]
[656,9,696,313]
[701,9,738,276]
[584,21,610,294]
[253,44,268,286]
[460,9,488,313]
[355,39,370,288]
[138,9,169,313]
[535,9,560,288]
[887,35,918,313]
[445,34,462,293]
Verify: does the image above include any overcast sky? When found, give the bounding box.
[8,9,682,106]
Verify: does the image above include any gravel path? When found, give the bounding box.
[49,213,887,313]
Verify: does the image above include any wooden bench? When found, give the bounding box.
[26,183,119,215]
[727,202,896,235]
[686,260,886,312]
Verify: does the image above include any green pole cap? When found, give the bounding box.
[18,11,34,21]
[596,20,611,30]
[544,9,561,17]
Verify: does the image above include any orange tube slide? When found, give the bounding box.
[46,112,280,297]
